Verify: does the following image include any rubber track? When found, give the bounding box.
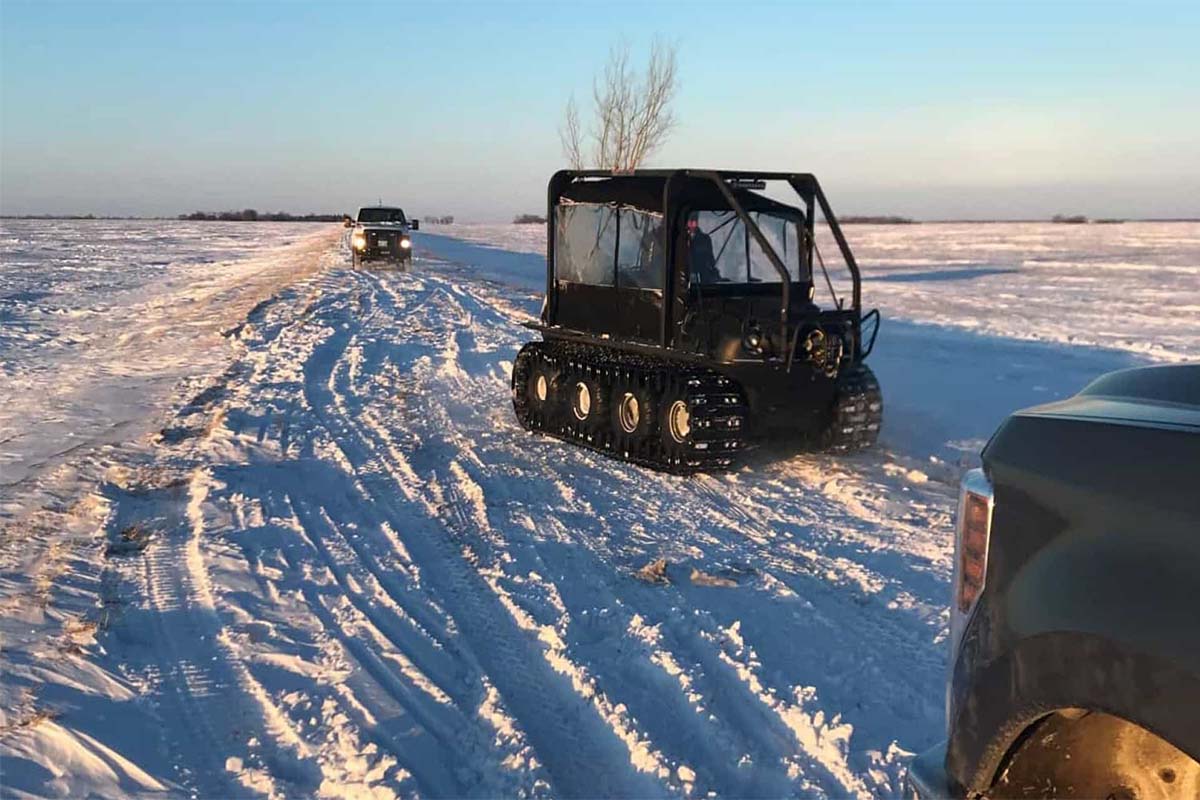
[513,341,748,474]
[819,362,883,453]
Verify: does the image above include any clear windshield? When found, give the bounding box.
[358,208,406,224]
[688,210,808,285]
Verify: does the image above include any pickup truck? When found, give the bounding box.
[907,363,1199,798]
[348,205,418,268]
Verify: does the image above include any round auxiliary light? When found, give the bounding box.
[742,321,765,355]
[399,238,411,249]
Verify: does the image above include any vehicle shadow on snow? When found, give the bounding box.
[873,266,1018,283]
[868,318,1151,467]
[417,234,545,293]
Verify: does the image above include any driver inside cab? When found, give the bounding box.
[687,216,721,284]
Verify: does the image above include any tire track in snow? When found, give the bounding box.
[403,365,874,797]
[298,268,667,798]
[339,265,866,795]
[136,468,321,798]
[369,257,944,793]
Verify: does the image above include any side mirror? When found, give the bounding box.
[409,219,420,231]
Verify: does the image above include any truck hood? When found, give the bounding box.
[1016,363,1200,433]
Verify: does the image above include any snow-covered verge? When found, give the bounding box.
[1,221,1195,798]
[1,221,339,505]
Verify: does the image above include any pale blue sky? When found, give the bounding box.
[2,0,1197,219]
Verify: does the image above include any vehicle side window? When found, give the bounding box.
[555,203,616,286]
[748,212,802,283]
[690,210,804,284]
[692,211,746,283]
[616,209,663,290]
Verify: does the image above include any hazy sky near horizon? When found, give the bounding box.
[2,0,1197,221]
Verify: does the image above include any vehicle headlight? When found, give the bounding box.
[352,233,366,250]
[742,322,764,355]
[399,237,411,249]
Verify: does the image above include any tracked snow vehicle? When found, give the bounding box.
[512,170,881,473]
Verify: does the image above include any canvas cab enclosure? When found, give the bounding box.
[541,169,873,369]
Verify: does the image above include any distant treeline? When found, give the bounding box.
[0,213,163,220]
[840,215,915,225]
[427,215,456,224]
[513,214,547,225]
[1052,214,1127,224]
[178,209,344,222]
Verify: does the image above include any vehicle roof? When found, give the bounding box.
[359,206,405,212]
[559,174,802,216]
[1016,364,1200,433]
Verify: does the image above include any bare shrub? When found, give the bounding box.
[561,38,679,171]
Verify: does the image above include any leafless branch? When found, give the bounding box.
[561,38,679,171]
[559,94,584,170]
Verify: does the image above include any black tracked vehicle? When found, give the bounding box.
[511,169,882,473]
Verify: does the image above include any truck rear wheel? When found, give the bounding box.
[815,363,882,453]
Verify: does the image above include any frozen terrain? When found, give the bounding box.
[1,221,334,506]
[1,219,1197,798]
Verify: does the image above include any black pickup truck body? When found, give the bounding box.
[350,206,417,267]
[908,363,1200,798]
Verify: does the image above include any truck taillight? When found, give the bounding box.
[950,469,993,652]
[957,487,992,612]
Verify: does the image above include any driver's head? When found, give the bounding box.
[686,217,699,235]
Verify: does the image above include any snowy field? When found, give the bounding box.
[1,219,1197,798]
[1,221,334,507]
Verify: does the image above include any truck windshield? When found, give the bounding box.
[358,208,406,224]
[689,210,809,285]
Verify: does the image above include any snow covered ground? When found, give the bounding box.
[1,219,1197,798]
[1,221,335,507]
[426,221,1200,361]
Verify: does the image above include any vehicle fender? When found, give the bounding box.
[948,629,1200,792]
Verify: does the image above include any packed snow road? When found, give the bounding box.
[2,222,1194,798]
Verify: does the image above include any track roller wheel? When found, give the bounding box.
[513,343,559,431]
[566,368,609,436]
[611,375,656,457]
[658,378,697,469]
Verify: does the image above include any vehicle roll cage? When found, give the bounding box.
[545,169,865,357]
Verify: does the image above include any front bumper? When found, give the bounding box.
[904,742,956,799]
[357,249,411,260]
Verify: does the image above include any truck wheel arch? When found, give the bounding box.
[989,709,1199,798]
[947,631,1200,794]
